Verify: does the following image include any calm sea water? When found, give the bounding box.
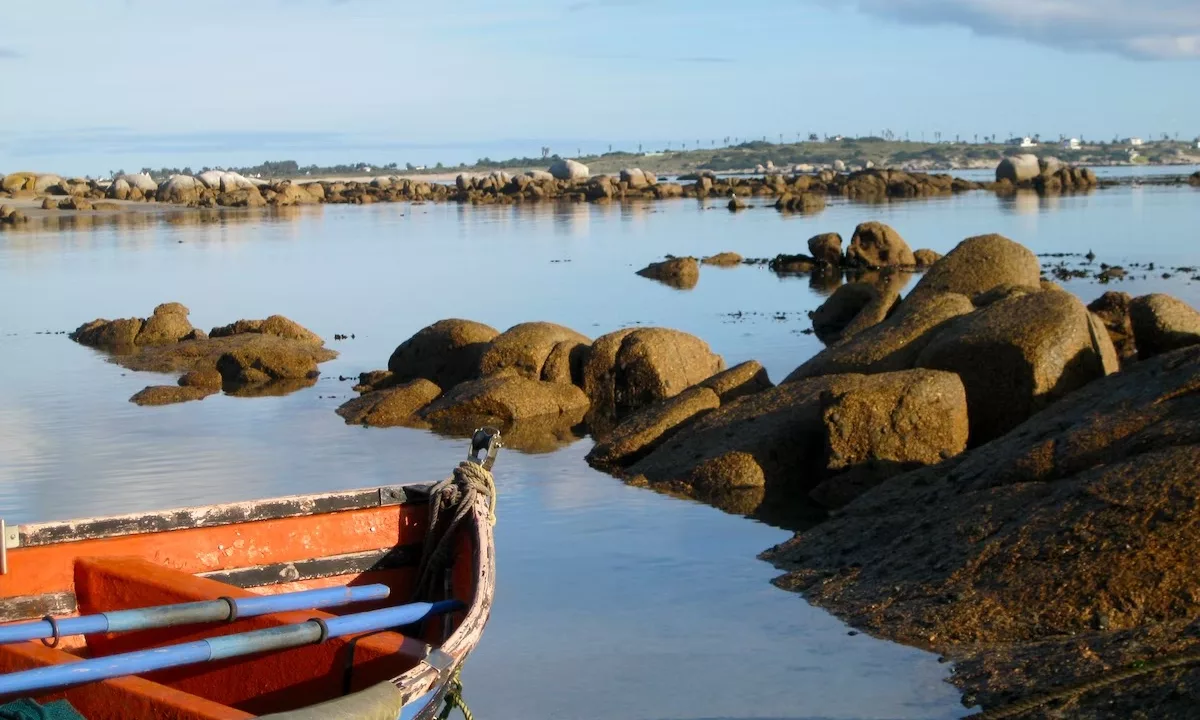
[1,177,1198,719]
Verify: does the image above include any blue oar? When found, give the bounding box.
[0,599,462,697]
[0,584,391,646]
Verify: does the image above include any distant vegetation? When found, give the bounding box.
[121,136,1200,181]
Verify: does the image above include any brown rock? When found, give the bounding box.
[70,317,144,348]
[698,360,773,403]
[387,319,499,388]
[0,172,36,193]
[209,315,323,345]
[845,222,915,268]
[540,339,589,385]
[611,328,724,417]
[810,369,968,508]
[214,339,327,383]
[580,329,636,416]
[701,252,743,267]
[636,257,700,290]
[807,233,843,266]
[915,289,1114,444]
[786,292,975,382]
[907,234,1041,302]
[1087,291,1135,361]
[41,197,57,210]
[1129,293,1200,360]
[913,248,941,267]
[59,197,93,211]
[135,303,195,345]
[129,385,216,406]
[420,375,589,425]
[629,370,968,508]
[478,322,590,380]
[586,386,720,469]
[337,379,441,427]
[809,281,901,345]
[178,369,223,390]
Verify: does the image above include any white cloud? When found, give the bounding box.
[841,0,1200,59]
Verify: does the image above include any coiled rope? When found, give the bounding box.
[965,649,1200,719]
[412,460,496,604]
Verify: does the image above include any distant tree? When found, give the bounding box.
[405,162,416,171]
[435,162,444,169]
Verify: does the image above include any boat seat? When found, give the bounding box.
[0,557,428,719]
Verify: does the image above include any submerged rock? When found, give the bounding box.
[337,379,442,427]
[636,257,700,289]
[701,252,743,267]
[129,385,216,406]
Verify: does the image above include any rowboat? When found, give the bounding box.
[0,428,501,720]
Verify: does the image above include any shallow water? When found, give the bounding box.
[1,179,1198,719]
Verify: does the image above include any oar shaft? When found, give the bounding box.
[0,584,390,645]
[0,599,462,697]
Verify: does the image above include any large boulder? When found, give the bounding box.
[135,302,195,345]
[548,159,589,181]
[33,174,63,194]
[844,222,915,268]
[336,379,442,427]
[586,386,720,470]
[1,172,36,193]
[540,339,589,385]
[610,328,724,417]
[197,170,225,189]
[628,369,968,508]
[1129,293,1200,360]
[913,249,941,267]
[619,168,650,188]
[809,279,901,345]
[269,182,319,206]
[106,177,131,200]
[157,175,203,204]
[915,289,1116,444]
[582,328,724,420]
[387,319,500,388]
[420,375,589,425]
[635,257,699,290]
[995,154,1041,184]
[787,292,976,382]
[907,234,1041,303]
[477,322,590,380]
[807,233,843,266]
[122,173,157,193]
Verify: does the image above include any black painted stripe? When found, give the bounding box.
[0,591,77,623]
[197,544,423,589]
[18,483,431,547]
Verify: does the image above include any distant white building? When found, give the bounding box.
[1062,138,1081,150]
[1124,137,1144,147]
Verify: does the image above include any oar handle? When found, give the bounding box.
[0,584,391,646]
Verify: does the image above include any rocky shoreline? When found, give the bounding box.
[0,156,1140,230]
[60,210,1200,716]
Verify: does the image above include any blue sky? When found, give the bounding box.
[0,0,1197,175]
